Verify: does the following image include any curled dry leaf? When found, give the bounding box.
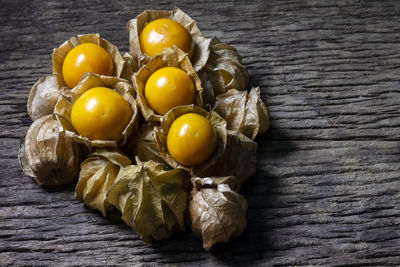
[132,46,203,122]
[189,176,247,251]
[18,115,80,186]
[198,130,258,189]
[120,52,139,81]
[214,87,270,140]
[154,105,227,176]
[132,123,165,164]
[27,75,61,121]
[75,148,131,216]
[127,7,211,71]
[53,73,139,148]
[52,33,125,89]
[203,37,249,96]
[106,160,191,242]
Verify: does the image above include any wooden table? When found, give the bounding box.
[1,0,400,265]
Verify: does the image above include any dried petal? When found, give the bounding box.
[132,46,203,122]
[18,115,80,186]
[127,7,211,71]
[214,87,270,139]
[189,180,247,251]
[198,131,258,189]
[106,161,191,242]
[75,148,132,216]
[120,52,139,81]
[132,123,165,164]
[154,105,227,176]
[53,73,139,148]
[203,37,249,95]
[27,75,61,121]
[52,33,125,89]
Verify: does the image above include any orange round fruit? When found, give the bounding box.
[144,67,195,115]
[62,43,113,88]
[71,87,132,141]
[167,113,217,166]
[139,18,194,58]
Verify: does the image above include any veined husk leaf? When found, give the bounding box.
[53,73,139,149]
[18,115,80,186]
[132,46,203,122]
[52,33,125,89]
[204,37,249,96]
[106,160,191,242]
[127,7,211,71]
[154,105,227,176]
[214,87,270,140]
[120,52,139,81]
[27,75,61,121]
[132,123,165,164]
[197,130,258,189]
[189,176,247,251]
[75,148,131,216]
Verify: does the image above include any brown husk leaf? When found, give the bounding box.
[154,105,227,176]
[203,37,249,96]
[214,87,270,140]
[132,46,203,122]
[53,73,139,149]
[106,160,191,242]
[132,123,165,164]
[27,75,61,121]
[127,7,211,71]
[75,148,132,216]
[189,176,247,251]
[18,115,80,186]
[52,33,125,89]
[120,52,139,81]
[197,130,258,189]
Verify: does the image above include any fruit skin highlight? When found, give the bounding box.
[62,43,113,88]
[167,113,217,166]
[71,87,132,141]
[144,67,195,115]
[139,18,194,58]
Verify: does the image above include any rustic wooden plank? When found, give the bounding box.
[1,0,400,266]
[1,140,400,266]
[1,0,399,140]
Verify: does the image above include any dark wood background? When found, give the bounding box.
[1,0,400,265]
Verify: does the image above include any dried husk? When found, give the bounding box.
[189,176,247,251]
[214,87,270,140]
[27,75,61,121]
[75,148,132,216]
[132,46,203,122]
[120,52,139,81]
[18,115,80,186]
[127,7,211,72]
[154,105,227,176]
[106,160,191,242]
[132,123,165,164]
[53,73,139,149]
[204,37,249,96]
[197,130,258,189]
[52,33,125,89]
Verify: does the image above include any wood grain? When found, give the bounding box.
[1,0,400,265]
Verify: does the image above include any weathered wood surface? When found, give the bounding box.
[1,0,400,265]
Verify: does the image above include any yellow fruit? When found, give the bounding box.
[139,18,194,58]
[71,87,132,141]
[144,67,195,115]
[62,43,113,88]
[167,113,217,166]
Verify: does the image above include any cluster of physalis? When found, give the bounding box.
[19,8,270,250]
